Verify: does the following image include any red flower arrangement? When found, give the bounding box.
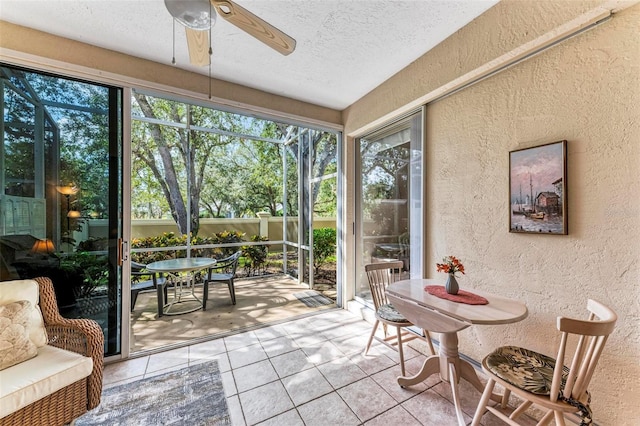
[436,256,465,276]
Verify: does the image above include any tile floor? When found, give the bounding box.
[105,308,537,426]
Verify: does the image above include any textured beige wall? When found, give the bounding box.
[344,1,639,424]
[427,6,639,425]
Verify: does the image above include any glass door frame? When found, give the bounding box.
[118,87,133,361]
[353,107,425,307]
[0,63,125,359]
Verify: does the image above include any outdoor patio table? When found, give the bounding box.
[386,279,528,426]
[147,257,217,316]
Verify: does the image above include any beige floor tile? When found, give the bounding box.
[189,337,227,358]
[233,359,279,393]
[226,394,246,426]
[281,367,334,405]
[337,377,397,422]
[330,333,370,356]
[402,389,472,425]
[110,302,510,426]
[281,318,318,338]
[142,362,192,380]
[260,335,299,358]
[189,351,231,372]
[102,356,148,386]
[370,365,429,403]
[255,409,305,426]
[253,324,289,342]
[238,381,294,425]
[431,374,487,418]
[270,349,315,378]
[316,356,367,389]
[228,342,268,369]
[292,330,329,347]
[221,370,237,397]
[225,330,260,351]
[299,340,345,365]
[146,346,190,373]
[296,392,361,426]
[348,351,396,376]
[364,405,422,426]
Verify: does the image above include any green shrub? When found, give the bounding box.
[212,230,245,258]
[313,227,336,273]
[131,231,246,264]
[242,235,269,276]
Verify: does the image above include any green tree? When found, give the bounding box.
[130,92,339,234]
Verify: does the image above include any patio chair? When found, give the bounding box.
[363,261,436,376]
[470,299,617,426]
[202,251,242,309]
[130,261,166,316]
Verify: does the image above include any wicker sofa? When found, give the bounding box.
[0,277,104,426]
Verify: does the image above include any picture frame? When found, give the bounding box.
[509,140,567,235]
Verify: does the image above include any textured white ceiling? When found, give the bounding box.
[0,0,498,110]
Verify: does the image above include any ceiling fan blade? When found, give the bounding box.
[211,0,296,56]
[185,27,211,66]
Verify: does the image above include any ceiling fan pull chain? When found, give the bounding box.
[171,19,176,65]
[208,2,213,99]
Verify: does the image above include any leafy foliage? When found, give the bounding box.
[130,231,273,277]
[59,252,110,297]
[130,231,246,264]
[131,92,339,235]
[242,235,270,276]
[313,227,337,273]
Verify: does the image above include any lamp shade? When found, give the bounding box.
[31,239,55,255]
[67,210,82,218]
[164,0,216,30]
[56,185,79,195]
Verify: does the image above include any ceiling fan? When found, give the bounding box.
[164,0,296,67]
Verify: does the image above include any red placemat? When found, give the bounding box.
[424,285,488,305]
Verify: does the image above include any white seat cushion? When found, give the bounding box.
[0,345,93,418]
[0,280,47,347]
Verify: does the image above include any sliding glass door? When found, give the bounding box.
[355,110,424,301]
[0,64,123,356]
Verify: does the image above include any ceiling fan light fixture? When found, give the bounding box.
[164,0,215,30]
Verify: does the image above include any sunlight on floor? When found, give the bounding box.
[131,275,336,353]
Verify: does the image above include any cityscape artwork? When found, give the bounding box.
[509,140,567,235]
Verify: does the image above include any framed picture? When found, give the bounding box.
[509,140,567,234]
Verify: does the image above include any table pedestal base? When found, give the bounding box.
[397,332,502,426]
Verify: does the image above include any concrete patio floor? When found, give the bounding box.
[130,274,336,353]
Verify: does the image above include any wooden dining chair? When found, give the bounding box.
[471,299,617,426]
[363,261,435,376]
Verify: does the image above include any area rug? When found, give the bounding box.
[294,290,334,307]
[76,360,230,425]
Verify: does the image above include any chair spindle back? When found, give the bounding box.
[550,299,617,403]
[365,261,404,310]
